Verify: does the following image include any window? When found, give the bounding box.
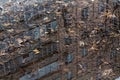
[5,62,10,71]
[49,13,55,19]
[42,47,46,56]
[22,53,30,63]
[98,3,104,13]
[45,4,50,10]
[64,36,72,45]
[65,53,73,64]
[47,1,53,6]
[81,63,88,70]
[24,29,32,36]
[96,56,102,66]
[53,43,57,52]
[81,7,89,20]
[47,45,52,54]
[46,23,51,34]
[3,15,9,22]
[40,25,46,36]
[51,21,58,31]
[38,5,44,11]
[0,43,5,50]
[0,7,2,11]
[110,17,118,27]
[0,26,4,32]
[23,54,29,59]
[67,72,73,80]
[110,49,117,59]
[9,60,16,71]
[0,64,3,71]
[24,12,31,21]
[23,30,33,41]
[81,48,87,57]
[34,26,40,40]
[9,16,14,23]
[106,0,109,3]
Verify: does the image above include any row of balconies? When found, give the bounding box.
[0,0,74,23]
[81,0,120,21]
[0,16,59,77]
[0,41,58,77]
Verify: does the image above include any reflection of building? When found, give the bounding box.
[0,0,120,80]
